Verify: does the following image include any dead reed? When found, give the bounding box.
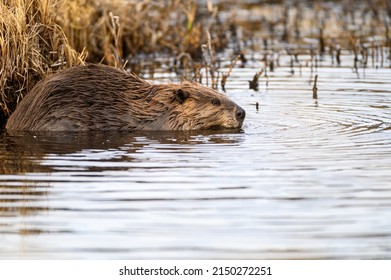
[0,0,86,127]
[312,74,318,99]
[235,0,391,71]
[55,0,232,65]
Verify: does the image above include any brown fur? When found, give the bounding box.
[6,64,245,131]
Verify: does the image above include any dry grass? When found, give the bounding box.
[0,0,86,127]
[0,0,233,128]
[55,0,229,64]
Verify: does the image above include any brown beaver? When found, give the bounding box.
[5,64,245,131]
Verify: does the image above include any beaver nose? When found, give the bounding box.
[236,106,246,122]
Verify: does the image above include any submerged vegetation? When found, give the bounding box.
[1,0,391,128]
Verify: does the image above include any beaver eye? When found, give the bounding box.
[211,98,221,106]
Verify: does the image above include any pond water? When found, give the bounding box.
[1,0,391,259]
[1,52,390,259]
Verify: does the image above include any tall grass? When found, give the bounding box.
[0,0,86,127]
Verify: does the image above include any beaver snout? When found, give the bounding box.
[235,106,246,122]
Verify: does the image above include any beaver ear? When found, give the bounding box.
[175,89,189,104]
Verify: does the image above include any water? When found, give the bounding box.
[1,56,390,259]
[1,0,391,259]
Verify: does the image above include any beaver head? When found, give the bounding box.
[5,64,245,131]
[143,81,246,131]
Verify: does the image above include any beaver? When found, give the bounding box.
[5,64,245,131]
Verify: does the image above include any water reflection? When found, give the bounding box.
[0,130,244,233]
[4,130,243,154]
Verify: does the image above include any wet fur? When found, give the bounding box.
[6,64,245,131]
